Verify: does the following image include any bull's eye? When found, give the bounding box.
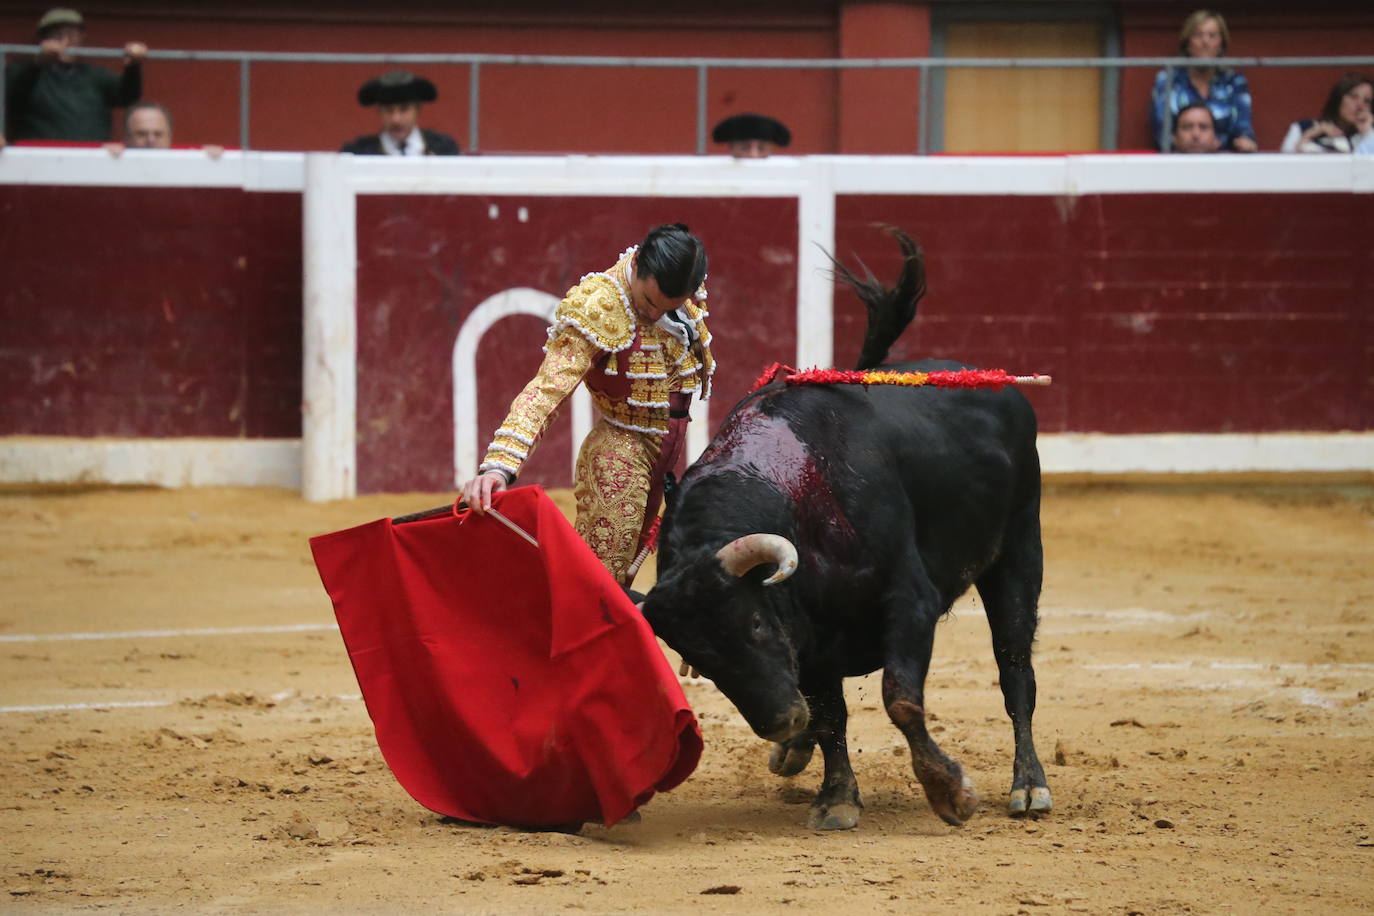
[751,612,765,635]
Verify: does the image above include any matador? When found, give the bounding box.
[465,225,714,586]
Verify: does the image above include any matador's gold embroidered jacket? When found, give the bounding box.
[479,249,715,481]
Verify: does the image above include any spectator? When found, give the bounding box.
[341,70,459,156]
[1358,132,1374,155]
[103,101,224,158]
[1149,10,1257,153]
[1280,73,1374,154]
[123,100,171,148]
[711,113,791,158]
[1170,103,1221,154]
[3,7,146,142]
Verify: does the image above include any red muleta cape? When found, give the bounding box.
[309,485,701,828]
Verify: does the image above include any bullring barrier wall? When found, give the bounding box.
[1,149,1370,499]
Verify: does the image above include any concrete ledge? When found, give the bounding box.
[1037,432,1374,475]
[0,437,302,489]
[1,433,1369,492]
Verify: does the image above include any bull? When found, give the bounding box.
[640,230,1051,830]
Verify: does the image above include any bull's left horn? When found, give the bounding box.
[715,534,799,585]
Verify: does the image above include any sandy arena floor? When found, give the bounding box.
[1,480,1371,914]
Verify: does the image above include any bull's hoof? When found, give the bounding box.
[954,775,980,822]
[769,739,815,777]
[928,773,979,826]
[807,802,861,831]
[1009,785,1053,816]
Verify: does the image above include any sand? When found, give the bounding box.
[1,480,1371,913]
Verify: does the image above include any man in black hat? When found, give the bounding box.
[711,113,791,159]
[341,70,459,156]
[4,7,147,142]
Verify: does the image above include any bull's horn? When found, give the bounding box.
[715,534,799,585]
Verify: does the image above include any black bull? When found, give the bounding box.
[641,231,1051,830]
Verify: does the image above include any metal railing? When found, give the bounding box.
[4,45,1372,153]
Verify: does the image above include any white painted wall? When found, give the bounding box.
[0,437,301,489]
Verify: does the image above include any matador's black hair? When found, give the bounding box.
[636,223,707,299]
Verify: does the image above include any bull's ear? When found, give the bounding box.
[663,471,679,507]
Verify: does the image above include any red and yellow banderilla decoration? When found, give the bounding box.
[751,362,1052,393]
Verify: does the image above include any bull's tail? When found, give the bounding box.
[830,227,927,371]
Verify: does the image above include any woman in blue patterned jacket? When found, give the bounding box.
[1150,10,1258,153]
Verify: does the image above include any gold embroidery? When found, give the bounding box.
[479,330,596,478]
[553,275,635,353]
[574,423,659,583]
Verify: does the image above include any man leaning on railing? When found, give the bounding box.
[3,7,147,144]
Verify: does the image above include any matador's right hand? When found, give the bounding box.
[461,470,508,515]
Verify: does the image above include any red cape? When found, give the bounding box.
[309,485,701,827]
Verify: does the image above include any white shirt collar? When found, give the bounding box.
[379,127,425,156]
[655,308,697,346]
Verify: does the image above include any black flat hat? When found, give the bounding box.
[711,113,791,147]
[358,70,438,106]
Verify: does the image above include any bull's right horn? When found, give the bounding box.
[715,533,799,585]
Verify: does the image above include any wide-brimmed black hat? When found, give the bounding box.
[711,113,791,147]
[358,70,438,106]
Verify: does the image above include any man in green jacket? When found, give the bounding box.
[4,8,147,142]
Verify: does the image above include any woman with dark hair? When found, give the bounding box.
[1281,73,1373,153]
[461,224,713,586]
[1149,9,1258,152]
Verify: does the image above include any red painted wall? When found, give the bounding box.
[837,3,931,154]
[3,181,1367,489]
[834,193,1373,434]
[354,195,799,492]
[0,186,302,437]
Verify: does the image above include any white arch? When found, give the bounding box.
[452,288,592,487]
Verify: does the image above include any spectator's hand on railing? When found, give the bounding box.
[124,42,148,64]
[1232,136,1258,153]
[101,142,224,158]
